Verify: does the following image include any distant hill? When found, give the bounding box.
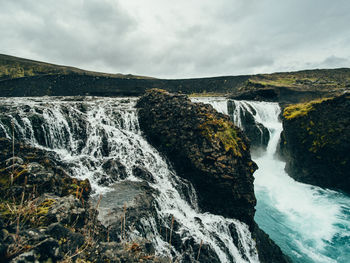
[0,53,349,102]
[244,68,350,94]
[0,54,154,80]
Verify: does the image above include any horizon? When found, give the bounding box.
[2,52,349,81]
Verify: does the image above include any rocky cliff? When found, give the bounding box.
[137,89,289,262]
[279,94,350,193]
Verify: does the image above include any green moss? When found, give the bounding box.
[283,98,331,120]
[0,168,28,189]
[61,178,90,198]
[37,199,56,216]
[198,113,246,157]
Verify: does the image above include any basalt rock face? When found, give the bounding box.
[280,94,350,193]
[137,89,258,227]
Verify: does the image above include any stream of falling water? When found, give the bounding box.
[0,96,259,263]
[196,97,350,263]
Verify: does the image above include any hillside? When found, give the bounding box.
[0,54,349,102]
[0,54,153,80]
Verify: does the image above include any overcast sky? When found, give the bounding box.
[1,0,349,78]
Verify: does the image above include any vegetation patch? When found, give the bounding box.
[283,97,331,120]
[198,113,246,157]
[0,198,56,227]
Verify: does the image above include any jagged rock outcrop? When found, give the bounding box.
[137,89,289,263]
[279,94,350,193]
[137,89,257,227]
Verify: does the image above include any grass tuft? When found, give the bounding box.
[283,98,331,120]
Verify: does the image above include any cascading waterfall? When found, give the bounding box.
[196,97,350,263]
[0,96,259,263]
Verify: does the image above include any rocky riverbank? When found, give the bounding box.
[279,94,350,194]
[0,138,166,263]
[137,89,289,263]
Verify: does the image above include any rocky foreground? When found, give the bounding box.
[279,93,350,194]
[0,138,166,263]
[137,89,289,263]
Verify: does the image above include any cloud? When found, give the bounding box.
[0,0,349,78]
[320,56,349,68]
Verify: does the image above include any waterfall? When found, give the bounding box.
[194,97,350,263]
[0,96,259,263]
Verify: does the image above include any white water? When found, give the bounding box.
[198,97,350,263]
[191,97,228,115]
[0,96,259,263]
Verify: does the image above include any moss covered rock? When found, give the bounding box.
[280,94,350,193]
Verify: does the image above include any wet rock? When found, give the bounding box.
[251,223,291,263]
[132,165,156,183]
[97,181,158,240]
[102,158,127,180]
[46,223,85,251]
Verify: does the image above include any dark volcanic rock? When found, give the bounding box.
[137,89,258,227]
[232,88,278,102]
[132,165,156,183]
[252,223,291,263]
[280,94,350,193]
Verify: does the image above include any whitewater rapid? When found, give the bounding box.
[199,97,350,263]
[0,96,259,263]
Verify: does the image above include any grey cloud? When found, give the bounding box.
[0,0,349,78]
[320,56,349,68]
